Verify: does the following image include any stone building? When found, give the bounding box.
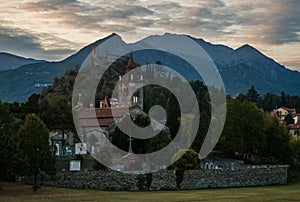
[74,51,169,172]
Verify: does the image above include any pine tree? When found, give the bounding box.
[246,86,260,104]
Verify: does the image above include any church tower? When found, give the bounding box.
[118,53,143,109]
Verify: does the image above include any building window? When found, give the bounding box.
[131,74,133,80]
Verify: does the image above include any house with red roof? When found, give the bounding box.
[289,114,300,139]
[274,107,296,123]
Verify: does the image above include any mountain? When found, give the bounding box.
[0,52,45,71]
[190,36,300,84]
[0,33,117,102]
[133,34,300,96]
[0,33,299,103]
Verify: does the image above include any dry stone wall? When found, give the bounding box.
[37,165,288,190]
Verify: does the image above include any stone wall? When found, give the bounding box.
[181,165,288,189]
[37,165,288,190]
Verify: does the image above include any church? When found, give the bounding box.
[77,51,145,133]
[75,50,169,168]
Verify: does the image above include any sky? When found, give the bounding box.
[0,0,299,71]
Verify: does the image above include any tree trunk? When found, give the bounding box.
[33,172,37,191]
[62,129,65,156]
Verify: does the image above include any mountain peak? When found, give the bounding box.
[235,44,264,58]
[236,44,257,51]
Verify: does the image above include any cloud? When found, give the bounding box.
[19,0,156,33]
[4,0,300,46]
[260,0,300,45]
[0,25,76,60]
[0,0,299,69]
[222,0,300,45]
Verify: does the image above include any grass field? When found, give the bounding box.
[1,182,300,202]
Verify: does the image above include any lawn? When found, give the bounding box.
[1,182,300,202]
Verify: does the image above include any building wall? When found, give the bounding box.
[37,165,288,190]
[294,116,300,124]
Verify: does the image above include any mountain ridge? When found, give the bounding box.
[0,52,45,71]
[0,33,299,103]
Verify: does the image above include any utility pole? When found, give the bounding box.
[128,136,133,153]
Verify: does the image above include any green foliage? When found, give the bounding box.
[2,62,300,181]
[217,99,264,161]
[290,138,300,165]
[175,170,185,189]
[143,85,169,113]
[281,91,287,107]
[262,92,280,112]
[146,130,171,153]
[111,114,171,154]
[39,96,75,152]
[217,99,293,165]
[136,173,153,190]
[17,114,55,190]
[191,81,210,152]
[40,96,74,133]
[93,160,107,171]
[239,86,300,112]
[166,92,181,139]
[171,149,200,170]
[246,86,260,104]
[0,103,22,181]
[260,114,292,164]
[285,114,294,125]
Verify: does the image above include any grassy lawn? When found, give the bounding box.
[1,182,300,202]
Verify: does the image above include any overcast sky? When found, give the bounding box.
[0,0,299,71]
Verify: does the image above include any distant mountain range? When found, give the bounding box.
[0,52,45,71]
[0,33,299,103]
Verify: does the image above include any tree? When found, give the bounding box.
[260,113,292,164]
[146,130,171,153]
[111,126,130,152]
[40,96,74,155]
[166,92,180,139]
[246,86,260,105]
[290,138,300,165]
[191,82,210,152]
[285,114,294,125]
[262,92,278,112]
[111,114,151,154]
[21,94,40,116]
[0,103,21,181]
[17,114,55,191]
[280,91,287,107]
[171,148,200,170]
[217,99,264,161]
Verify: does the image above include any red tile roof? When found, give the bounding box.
[77,107,129,130]
[290,121,300,129]
[77,107,128,118]
[293,113,300,118]
[281,107,296,112]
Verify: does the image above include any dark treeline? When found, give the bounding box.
[237,86,300,113]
